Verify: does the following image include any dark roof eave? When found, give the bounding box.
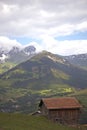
[47,107,82,110]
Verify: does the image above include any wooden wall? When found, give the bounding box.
[40,104,81,125]
[40,103,49,116]
[48,109,81,125]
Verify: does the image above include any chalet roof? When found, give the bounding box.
[39,97,82,110]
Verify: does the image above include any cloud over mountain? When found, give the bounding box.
[0,36,87,56]
[0,36,22,51]
[0,0,87,37]
[0,0,87,56]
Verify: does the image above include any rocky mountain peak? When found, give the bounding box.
[23,45,36,55]
[0,45,36,63]
[9,46,20,55]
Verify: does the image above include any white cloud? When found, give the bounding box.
[38,36,87,55]
[55,40,87,56]
[0,36,22,51]
[76,21,87,32]
[24,41,43,52]
[0,0,87,55]
[0,0,87,37]
[0,36,87,56]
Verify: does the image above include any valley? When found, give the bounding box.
[0,51,87,124]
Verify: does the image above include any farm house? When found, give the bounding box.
[39,97,82,125]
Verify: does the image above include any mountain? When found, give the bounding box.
[0,45,36,74]
[64,53,87,70]
[1,51,87,89]
[0,45,36,64]
[0,51,87,113]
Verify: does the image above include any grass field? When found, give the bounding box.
[0,62,16,74]
[0,113,87,130]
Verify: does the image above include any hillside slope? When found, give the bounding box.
[1,51,87,89]
[70,88,87,124]
[0,113,86,130]
[0,51,87,113]
[0,45,36,74]
[65,53,87,70]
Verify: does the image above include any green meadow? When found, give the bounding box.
[0,113,86,130]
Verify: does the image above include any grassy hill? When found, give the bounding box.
[0,113,86,130]
[69,89,87,124]
[0,51,87,118]
[1,51,87,89]
[0,62,16,74]
[0,51,34,74]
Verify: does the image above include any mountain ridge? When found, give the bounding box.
[0,45,36,63]
[0,45,36,74]
[64,53,87,70]
[0,51,87,113]
[1,44,87,74]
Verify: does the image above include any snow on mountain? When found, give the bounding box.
[64,53,87,69]
[65,53,87,60]
[0,45,36,63]
[8,46,20,55]
[0,54,8,63]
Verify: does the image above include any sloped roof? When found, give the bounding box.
[39,97,82,109]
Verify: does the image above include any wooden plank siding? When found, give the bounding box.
[48,109,81,125]
[39,97,82,125]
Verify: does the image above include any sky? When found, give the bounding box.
[0,0,87,56]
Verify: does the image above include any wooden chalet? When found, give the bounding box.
[39,97,82,125]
